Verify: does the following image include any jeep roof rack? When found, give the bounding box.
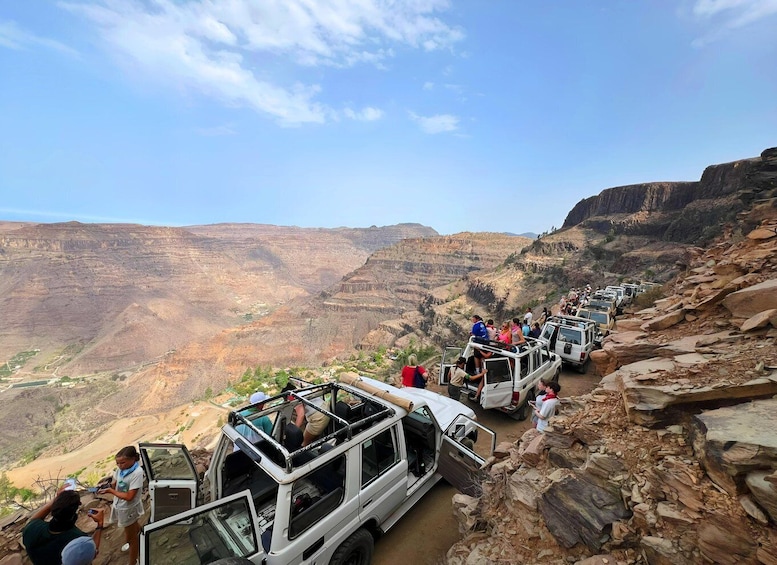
[228,381,395,473]
[466,335,545,359]
[547,314,597,328]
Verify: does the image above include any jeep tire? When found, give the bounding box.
[330,528,374,565]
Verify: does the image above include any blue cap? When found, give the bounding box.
[61,536,96,565]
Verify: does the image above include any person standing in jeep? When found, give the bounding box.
[401,354,428,388]
[471,315,489,341]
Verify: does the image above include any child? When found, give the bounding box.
[99,446,144,565]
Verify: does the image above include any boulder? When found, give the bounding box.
[521,433,546,467]
[590,349,616,377]
[507,468,542,510]
[745,471,777,522]
[600,331,661,368]
[747,226,777,240]
[722,278,777,319]
[738,494,769,525]
[698,513,757,564]
[640,536,693,565]
[740,308,777,332]
[574,556,618,565]
[622,370,777,427]
[538,471,630,552]
[641,308,686,331]
[690,398,777,495]
[452,493,481,533]
[612,318,644,332]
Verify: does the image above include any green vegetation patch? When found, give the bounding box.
[0,350,40,377]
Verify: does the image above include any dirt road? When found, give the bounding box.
[373,367,602,565]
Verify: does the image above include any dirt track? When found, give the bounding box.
[373,367,602,565]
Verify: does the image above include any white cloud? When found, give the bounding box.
[0,19,78,56]
[409,111,459,134]
[58,0,464,125]
[344,107,384,121]
[691,0,777,44]
[423,81,435,90]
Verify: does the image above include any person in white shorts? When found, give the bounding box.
[98,445,144,565]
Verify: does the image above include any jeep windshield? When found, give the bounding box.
[579,310,608,325]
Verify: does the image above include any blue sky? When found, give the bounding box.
[1,1,776,235]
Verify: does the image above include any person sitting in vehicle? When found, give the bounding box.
[529,322,542,339]
[511,317,526,348]
[284,384,332,447]
[234,392,272,451]
[497,322,512,346]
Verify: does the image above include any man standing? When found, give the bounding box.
[524,308,533,325]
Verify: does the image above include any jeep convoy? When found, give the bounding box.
[137,375,495,565]
[439,337,561,419]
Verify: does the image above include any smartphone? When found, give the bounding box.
[87,487,99,493]
[88,509,97,515]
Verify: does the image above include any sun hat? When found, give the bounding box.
[250,392,268,404]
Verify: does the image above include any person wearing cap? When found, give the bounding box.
[234,392,272,450]
[23,485,104,565]
[61,509,104,565]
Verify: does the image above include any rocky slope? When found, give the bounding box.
[445,211,777,565]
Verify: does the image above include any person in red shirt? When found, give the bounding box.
[401,354,428,388]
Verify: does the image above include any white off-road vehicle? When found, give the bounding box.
[439,337,561,420]
[137,374,495,565]
[537,315,597,373]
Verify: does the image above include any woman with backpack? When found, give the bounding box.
[401,354,428,388]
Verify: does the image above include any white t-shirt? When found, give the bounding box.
[113,464,144,510]
[536,397,559,433]
[524,311,533,324]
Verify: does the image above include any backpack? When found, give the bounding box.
[413,366,426,389]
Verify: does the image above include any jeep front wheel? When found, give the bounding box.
[330,528,374,565]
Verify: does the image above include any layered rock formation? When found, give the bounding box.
[563,147,777,243]
[0,221,435,373]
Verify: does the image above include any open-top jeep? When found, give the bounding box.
[137,374,495,565]
[439,337,561,420]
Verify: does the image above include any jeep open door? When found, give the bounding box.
[140,490,263,565]
[439,345,463,386]
[139,443,199,523]
[480,357,513,409]
[437,414,495,497]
